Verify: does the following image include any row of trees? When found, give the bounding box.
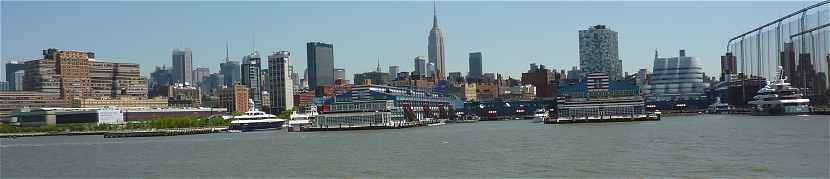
[0,116,230,133]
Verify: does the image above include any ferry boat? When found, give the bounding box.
[747,66,811,115]
[228,100,286,132]
[706,97,731,114]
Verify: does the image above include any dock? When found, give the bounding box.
[300,121,445,132]
[544,115,660,124]
[103,128,224,138]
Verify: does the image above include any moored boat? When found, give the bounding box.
[531,109,549,123]
[228,100,286,132]
[747,66,811,115]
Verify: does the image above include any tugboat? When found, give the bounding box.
[228,100,286,132]
[747,66,811,115]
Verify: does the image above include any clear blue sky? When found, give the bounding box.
[1,1,820,81]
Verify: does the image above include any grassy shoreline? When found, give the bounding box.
[0,116,230,134]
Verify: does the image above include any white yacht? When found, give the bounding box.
[287,106,319,132]
[532,109,549,123]
[747,66,811,115]
[228,100,286,132]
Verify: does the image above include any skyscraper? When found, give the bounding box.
[149,65,173,97]
[241,51,262,110]
[579,25,621,80]
[334,68,346,80]
[306,42,334,91]
[220,43,241,86]
[468,52,482,80]
[389,66,400,80]
[427,62,436,78]
[720,52,737,81]
[268,51,294,113]
[4,61,25,91]
[414,56,427,77]
[428,2,446,80]
[172,48,193,83]
[779,43,796,81]
[192,67,210,84]
[13,70,24,91]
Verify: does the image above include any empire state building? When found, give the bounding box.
[428,2,445,80]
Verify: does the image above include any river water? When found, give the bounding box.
[1,115,828,178]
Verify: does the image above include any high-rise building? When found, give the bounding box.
[23,49,148,100]
[636,68,649,94]
[427,62,436,78]
[13,70,24,91]
[579,25,622,80]
[307,42,334,92]
[720,52,738,80]
[428,2,446,80]
[468,52,482,80]
[88,60,148,98]
[220,43,241,86]
[219,82,249,113]
[4,61,25,91]
[192,67,210,84]
[389,66,400,80]
[24,48,92,100]
[172,48,193,83]
[241,51,263,110]
[334,68,346,80]
[792,53,816,91]
[220,60,241,86]
[414,56,427,77]
[779,43,796,81]
[521,65,554,98]
[202,73,224,96]
[649,50,708,102]
[260,69,270,93]
[291,67,300,91]
[0,82,8,91]
[268,51,294,113]
[149,65,173,97]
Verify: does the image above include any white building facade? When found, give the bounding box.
[648,50,709,101]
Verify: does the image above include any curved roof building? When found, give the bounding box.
[648,50,709,102]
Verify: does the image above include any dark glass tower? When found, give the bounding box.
[241,51,262,110]
[306,42,334,93]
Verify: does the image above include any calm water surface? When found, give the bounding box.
[2,115,828,178]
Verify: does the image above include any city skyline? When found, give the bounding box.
[1,1,821,81]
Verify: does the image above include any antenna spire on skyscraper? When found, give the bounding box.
[433,0,438,27]
[225,41,230,62]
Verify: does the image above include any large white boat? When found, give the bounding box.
[706,97,731,114]
[228,100,286,132]
[531,109,549,123]
[287,106,319,132]
[747,66,811,115]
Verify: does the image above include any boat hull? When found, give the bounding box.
[228,121,285,132]
[751,104,811,116]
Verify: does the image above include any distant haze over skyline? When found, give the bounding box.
[1,1,819,81]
